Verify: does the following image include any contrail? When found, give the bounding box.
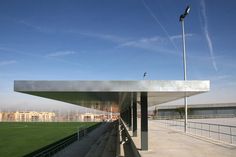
[140,0,179,52]
[200,0,218,71]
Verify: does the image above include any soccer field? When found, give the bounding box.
[0,122,97,157]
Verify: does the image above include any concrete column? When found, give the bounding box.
[128,105,132,130]
[123,109,128,125]
[133,93,137,137]
[120,111,123,121]
[123,111,125,122]
[141,92,148,150]
[124,110,127,124]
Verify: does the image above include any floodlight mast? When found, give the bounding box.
[180,5,190,133]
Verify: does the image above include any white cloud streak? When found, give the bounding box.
[119,34,193,55]
[18,20,53,33]
[78,32,126,43]
[0,60,17,66]
[120,36,164,47]
[119,37,178,55]
[0,47,81,67]
[170,33,194,41]
[200,0,218,71]
[0,47,40,58]
[140,0,179,52]
[46,51,76,57]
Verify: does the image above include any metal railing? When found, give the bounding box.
[158,120,236,145]
[154,114,236,120]
[119,119,141,157]
[24,123,102,157]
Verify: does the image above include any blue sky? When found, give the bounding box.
[0,0,236,111]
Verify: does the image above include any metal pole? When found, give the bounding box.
[218,125,220,140]
[181,19,188,133]
[230,127,233,144]
[209,124,211,137]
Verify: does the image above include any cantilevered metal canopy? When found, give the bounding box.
[14,80,210,151]
[14,80,210,112]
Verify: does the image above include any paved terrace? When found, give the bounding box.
[129,119,236,157]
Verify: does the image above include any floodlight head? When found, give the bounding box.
[184,6,191,16]
[179,5,190,21]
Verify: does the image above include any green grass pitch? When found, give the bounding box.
[0,122,97,157]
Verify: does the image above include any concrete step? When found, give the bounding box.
[85,122,115,157]
[101,124,118,157]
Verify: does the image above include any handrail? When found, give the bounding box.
[158,119,236,145]
[155,114,236,120]
[187,121,236,128]
[120,118,141,157]
[168,122,236,137]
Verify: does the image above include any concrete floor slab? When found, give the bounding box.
[130,120,236,157]
[53,123,113,157]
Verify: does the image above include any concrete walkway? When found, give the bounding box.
[130,120,236,157]
[53,123,111,157]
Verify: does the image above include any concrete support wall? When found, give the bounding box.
[141,92,148,150]
[133,93,137,137]
[128,105,132,130]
